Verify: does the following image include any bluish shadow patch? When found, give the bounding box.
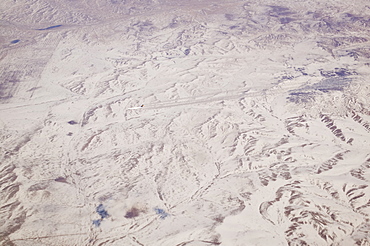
[287,91,316,103]
[68,120,78,125]
[320,68,357,78]
[287,77,351,103]
[311,77,351,91]
[225,14,234,21]
[92,219,101,227]
[268,5,294,16]
[280,17,295,24]
[36,25,62,31]
[10,40,20,44]
[184,48,191,55]
[154,208,169,219]
[93,204,109,227]
[96,204,109,219]
[0,71,21,101]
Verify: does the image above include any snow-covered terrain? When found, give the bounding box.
[1,0,370,245]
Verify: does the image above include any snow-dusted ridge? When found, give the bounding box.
[1,0,370,245]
